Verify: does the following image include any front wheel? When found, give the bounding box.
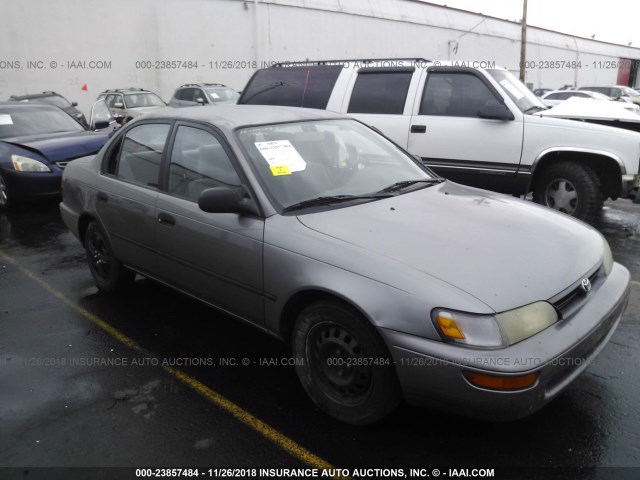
[0,174,11,210]
[532,162,602,224]
[84,220,135,292]
[292,300,400,425]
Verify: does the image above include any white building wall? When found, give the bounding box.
[0,0,638,116]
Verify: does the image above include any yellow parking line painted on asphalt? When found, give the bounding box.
[0,249,340,475]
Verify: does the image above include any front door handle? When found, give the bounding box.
[96,192,108,202]
[157,212,176,226]
[410,125,427,133]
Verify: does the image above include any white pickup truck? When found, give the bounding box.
[239,59,640,223]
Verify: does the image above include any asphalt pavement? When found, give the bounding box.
[0,199,639,480]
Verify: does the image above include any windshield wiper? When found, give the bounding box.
[239,82,288,104]
[282,193,393,213]
[523,105,547,114]
[377,178,445,194]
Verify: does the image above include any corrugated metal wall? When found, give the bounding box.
[0,0,637,115]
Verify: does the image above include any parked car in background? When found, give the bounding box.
[578,85,640,106]
[8,91,87,127]
[60,104,630,425]
[541,90,640,112]
[532,88,552,97]
[169,83,240,107]
[97,88,166,123]
[0,101,114,208]
[239,59,640,224]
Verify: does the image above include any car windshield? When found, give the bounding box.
[34,95,72,109]
[487,69,546,113]
[237,119,434,211]
[124,92,165,108]
[589,92,612,100]
[205,87,240,104]
[0,106,85,139]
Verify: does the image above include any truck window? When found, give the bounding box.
[420,72,499,117]
[239,66,342,109]
[347,70,412,114]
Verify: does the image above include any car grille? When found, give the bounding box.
[551,269,602,319]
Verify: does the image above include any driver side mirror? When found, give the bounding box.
[478,103,515,121]
[88,99,119,132]
[198,186,259,216]
[71,101,78,107]
[196,98,206,105]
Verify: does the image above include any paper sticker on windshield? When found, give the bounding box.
[211,92,220,99]
[0,114,13,125]
[270,165,292,176]
[499,79,524,100]
[255,140,306,172]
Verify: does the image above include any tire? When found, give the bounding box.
[0,174,11,210]
[292,300,400,425]
[532,162,603,224]
[84,220,135,292]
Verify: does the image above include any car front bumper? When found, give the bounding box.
[0,167,63,200]
[380,262,630,420]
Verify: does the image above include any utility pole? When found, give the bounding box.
[519,0,528,82]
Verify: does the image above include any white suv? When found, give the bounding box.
[239,59,640,223]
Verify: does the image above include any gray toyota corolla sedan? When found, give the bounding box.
[60,105,630,425]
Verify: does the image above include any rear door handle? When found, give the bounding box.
[96,192,108,202]
[410,125,427,133]
[157,212,176,226]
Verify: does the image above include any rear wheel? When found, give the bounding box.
[292,300,400,425]
[84,221,135,292]
[532,162,602,223]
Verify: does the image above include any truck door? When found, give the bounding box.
[408,67,525,195]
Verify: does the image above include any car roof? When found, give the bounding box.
[178,83,228,88]
[100,88,154,94]
[9,92,63,100]
[141,104,346,130]
[0,101,60,110]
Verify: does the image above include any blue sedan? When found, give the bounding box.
[0,102,111,208]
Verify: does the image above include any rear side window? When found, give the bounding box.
[420,72,499,117]
[347,69,413,114]
[239,66,342,109]
[115,124,171,187]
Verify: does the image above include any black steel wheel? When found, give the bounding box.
[292,300,400,425]
[84,220,134,292]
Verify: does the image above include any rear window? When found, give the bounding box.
[239,66,342,109]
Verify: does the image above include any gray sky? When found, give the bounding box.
[424,0,640,47]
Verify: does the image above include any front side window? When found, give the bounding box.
[348,70,413,114]
[168,126,241,201]
[115,124,171,187]
[420,72,500,117]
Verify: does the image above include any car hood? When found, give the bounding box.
[1,131,109,162]
[537,97,640,122]
[296,182,605,312]
[129,106,165,116]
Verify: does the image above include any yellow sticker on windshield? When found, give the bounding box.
[270,165,292,176]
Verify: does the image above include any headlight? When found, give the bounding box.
[433,301,558,349]
[602,239,613,276]
[11,155,51,172]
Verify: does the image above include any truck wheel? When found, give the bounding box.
[84,221,135,292]
[292,300,400,425]
[532,162,602,223]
